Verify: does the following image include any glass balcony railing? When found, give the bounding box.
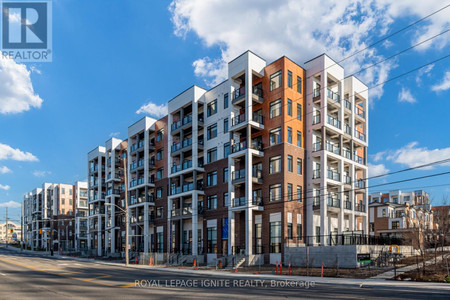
[137,177,145,185]
[138,140,145,149]
[232,169,246,181]
[343,175,352,185]
[232,114,246,126]
[171,120,182,131]
[130,143,138,152]
[253,85,263,98]
[343,148,351,159]
[355,105,365,119]
[182,160,192,170]
[354,154,365,164]
[327,169,340,181]
[231,140,247,153]
[313,88,320,98]
[313,142,322,152]
[171,164,182,174]
[327,197,340,208]
[355,180,365,189]
[233,86,245,100]
[232,197,246,207]
[344,99,352,110]
[313,196,321,208]
[130,162,137,170]
[325,142,340,155]
[355,130,366,142]
[183,114,192,126]
[182,138,192,148]
[313,169,321,179]
[344,123,351,135]
[344,201,352,210]
[355,203,366,212]
[172,142,181,152]
[327,115,341,129]
[252,113,264,125]
[327,88,340,103]
[312,114,321,125]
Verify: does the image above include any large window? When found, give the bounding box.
[270,71,282,91]
[287,99,292,116]
[297,185,302,202]
[297,131,302,147]
[255,224,262,254]
[270,221,281,253]
[224,93,229,109]
[288,70,293,88]
[270,100,281,118]
[207,99,217,117]
[156,149,164,161]
[297,76,302,93]
[287,127,292,144]
[156,168,163,180]
[156,129,164,142]
[297,104,302,120]
[156,232,163,253]
[207,195,217,210]
[297,223,302,239]
[287,155,293,172]
[287,223,293,239]
[207,171,217,186]
[224,118,229,133]
[207,124,217,140]
[224,142,230,158]
[207,227,217,254]
[207,148,217,163]
[297,158,302,175]
[223,192,229,207]
[223,168,228,183]
[156,188,163,199]
[269,127,281,145]
[269,155,281,174]
[392,221,400,229]
[269,184,282,202]
[287,183,293,201]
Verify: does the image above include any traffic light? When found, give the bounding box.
[39,229,42,235]
[46,231,49,236]
[10,229,13,234]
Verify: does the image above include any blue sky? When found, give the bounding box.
[1,0,450,222]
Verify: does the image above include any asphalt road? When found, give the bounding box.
[0,246,448,299]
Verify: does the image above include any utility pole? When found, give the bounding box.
[21,201,23,251]
[5,207,8,248]
[124,156,129,266]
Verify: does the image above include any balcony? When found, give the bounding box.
[327,88,341,103]
[344,123,351,135]
[232,86,246,105]
[172,142,181,152]
[313,88,321,100]
[171,182,203,196]
[130,195,155,206]
[343,175,352,185]
[327,169,340,181]
[343,148,351,160]
[354,130,366,142]
[325,142,340,155]
[344,99,352,110]
[171,164,181,174]
[252,85,263,103]
[327,197,340,208]
[231,114,246,127]
[355,203,366,212]
[231,140,247,154]
[313,196,321,210]
[148,141,155,150]
[232,197,246,207]
[107,188,120,196]
[137,177,145,185]
[182,160,192,170]
[313,169,321,179]
[312,114,321,125]
[312,142,322,152]
[344,200,352,210]
[171,120,182,131]
[130,162,138,171]
[252,113,264,126]
[183,114,192,126]
[149,160,155,170]
[232,169,246,185]
[354,154,365,165]
[327,115,341,129]
[89,165,98,174]
[355,105,365,119]
[355,180,365,189]
[137,159,145,169]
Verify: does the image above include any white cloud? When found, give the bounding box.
[0,201,21,208]
[136,101,168,118]
[169,0,447,101]
[415,64,434,85]
[0,143,38,162]
[368,163,390,177]
[0,184,10,190]
[431,71,450,92]
[398,87,416,103]
[33,170,51,177]
[0,59,43,114]
[0,166,12,174]
[386,142,450,168]
[109,132,120,138]
[372,151,387,162]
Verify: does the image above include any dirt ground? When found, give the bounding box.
[398,254,450,282]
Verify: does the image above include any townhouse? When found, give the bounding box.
[84,50,369,265]
[368,190,433,241]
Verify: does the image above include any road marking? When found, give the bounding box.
[60,271,84,275]
[119,282,136,288]
[0,273,6,276]
[39,267,63,271]
[82,275,112,282]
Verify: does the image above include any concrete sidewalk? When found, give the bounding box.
[371,255,446,279]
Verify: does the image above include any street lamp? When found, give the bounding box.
[105,202,129,266]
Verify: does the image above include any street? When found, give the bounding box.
[0,246,448,299]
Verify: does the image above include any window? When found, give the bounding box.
[315,226,320,243]
[223,143,230,158]
[156,129,164,142]
[382,209,386,217]
[69,189,72,196]
[287,127,292,144]
[223,192,229,207]
[369,223,374,232]
[207,99,217,117]
[69,199,73,205]
[156,207,163,218]
[297,158,302,175]
[207,148,217,163]
[156,232,163,253]
[297,104,302,120]
[297,223,302,239]
[207,195,217,210]
[156,149,164,161]
[156,188,163,199]
[223,168,229,183]
[156,168,163,180]
[287,99,292,116]
[269,127,281,145]
[207,124,217,140]
[269,184,281,201]
[287,155,293,172]
[287,184,293,201]
[269,156,281,174]
[255,224,262,254]
[62,188,65,194]
[297,131,302,147]
[207,227,217,254]
[287,70,293,88]
[287,223,293,239]
[62,209,65,214]
[297,186,302,202]
[392,221,400,229]
[224,118,229,133]
[224,93,229,109]
[270,71,281,91]
[270,100,281,118]
[62,198,65,205]
[297,76,302,93]
[270,221,281,253]
[207,171,217,186]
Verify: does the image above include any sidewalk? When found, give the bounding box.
[3,245,450,291]
[371,255,446,279]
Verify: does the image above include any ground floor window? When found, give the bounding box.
[207,227,217,254]
[315,226,320,243]
[297,223,302,240]
[270,221,281,253]
[255,223,262,254]
[156,232,163,253]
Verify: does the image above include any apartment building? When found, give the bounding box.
[369,190,433,240]
[23,182,84,251]
[75,181,88,250]
[305,54,369,245]
[83,51,369,264]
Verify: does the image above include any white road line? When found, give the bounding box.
[0,273,6,276]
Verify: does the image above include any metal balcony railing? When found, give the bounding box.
[327,115,341,129]
[326,142,340,155]
[313,169,321,179]
[327,169,341,181]
[327,197,340,208]
[232,114,246,126]
[312,114,321,125]
[327,88,340,103]
[355,105,365,119]
[355,130,366,142]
